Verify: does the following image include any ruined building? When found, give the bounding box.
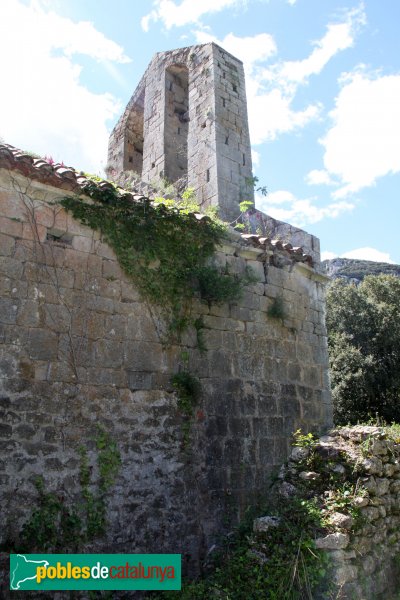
[107,43,254,222]
[0,43,331,586]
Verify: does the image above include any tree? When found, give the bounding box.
[326,275,400,424]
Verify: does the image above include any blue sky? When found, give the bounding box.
[0,0,399,263]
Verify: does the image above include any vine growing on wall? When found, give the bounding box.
[17,426,121,552]
[61,181,254,340]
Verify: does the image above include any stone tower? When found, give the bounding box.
[107,43,254,222]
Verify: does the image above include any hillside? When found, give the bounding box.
[321,257,400,283]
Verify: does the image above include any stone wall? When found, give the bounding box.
[278,426,400,599]
[0,161,331,586]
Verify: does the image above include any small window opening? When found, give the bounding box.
[169,81,173,91]
[223,72,226,79]
[242,153,246,166]
[225,136,229,145]
[206,169,210,182]
[177,127,181,135]
[46,229,73,246]
[232,84,237,92]
[128,156,133,163]
[222,98,226,107]
[201,122,207,129]
[151,162,155,169]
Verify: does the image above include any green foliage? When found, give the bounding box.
[171,368,201,448]
[20,477,79,551]
[19,427,121,552]
[171,370,201,415]
[239,200,255,213]
[386,422,400,444]
[61,185,249,341]
[152,494,327,599]
[293,429,318,450]
[322,481,366,532]
[194,316,207,353]
[326,275,400,424]
[267,296,286,321]
[245,175,268,197]
[195,265,256,307]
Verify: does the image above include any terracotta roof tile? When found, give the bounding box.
[0,142,313,267]
[239,233,313,266]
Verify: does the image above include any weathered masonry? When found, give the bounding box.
[0,143,331,585]
[107,43,254,222]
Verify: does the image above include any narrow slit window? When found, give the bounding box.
[206,169,210,182]
[232,84,237,92]
[242,154,246,166]
[46,229,73,246]
[225,136,229,145]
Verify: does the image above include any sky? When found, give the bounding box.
[0,0,399,264]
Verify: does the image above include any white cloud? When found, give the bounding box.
[194,4,365,145]
[319,71,400,198]
[249,91,321,144]
[251,149,260,168]
[322,247,394,263]
[195,31,277,68]
[256,190,354,227]
[0,0,130,173]
[141,0,244,31]
[321,251,338,261]
[306,169,337,186]
[341,247,394,263]
[278,4,365,85]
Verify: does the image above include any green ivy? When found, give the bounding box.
[18,427,121,552]
[171,369,201,448]
[150,494,328,600]
[61,183,249,340]
[267,296,286,322]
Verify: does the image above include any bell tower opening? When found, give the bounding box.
[164,64,189,184]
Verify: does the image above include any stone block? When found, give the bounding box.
[96,242,117,260]
[0,298,19,324]
[16,300,42,327]
[72,235,94,253]
[203,315,245,332]
[0,256,24,280]
[315,532,350,550]
[0,233,15,256]
[22,222,47,242]
[253,515,281,533]
[94,339,123,368]
[121,281,140,302]
[26,328,58,360]
[124,341,163,372]
[44,304,71,333]
[333,565,358,585]
[0,215,23,237]
[0,190,27,220]
[245,260,265,282]
[103,259,124,280]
